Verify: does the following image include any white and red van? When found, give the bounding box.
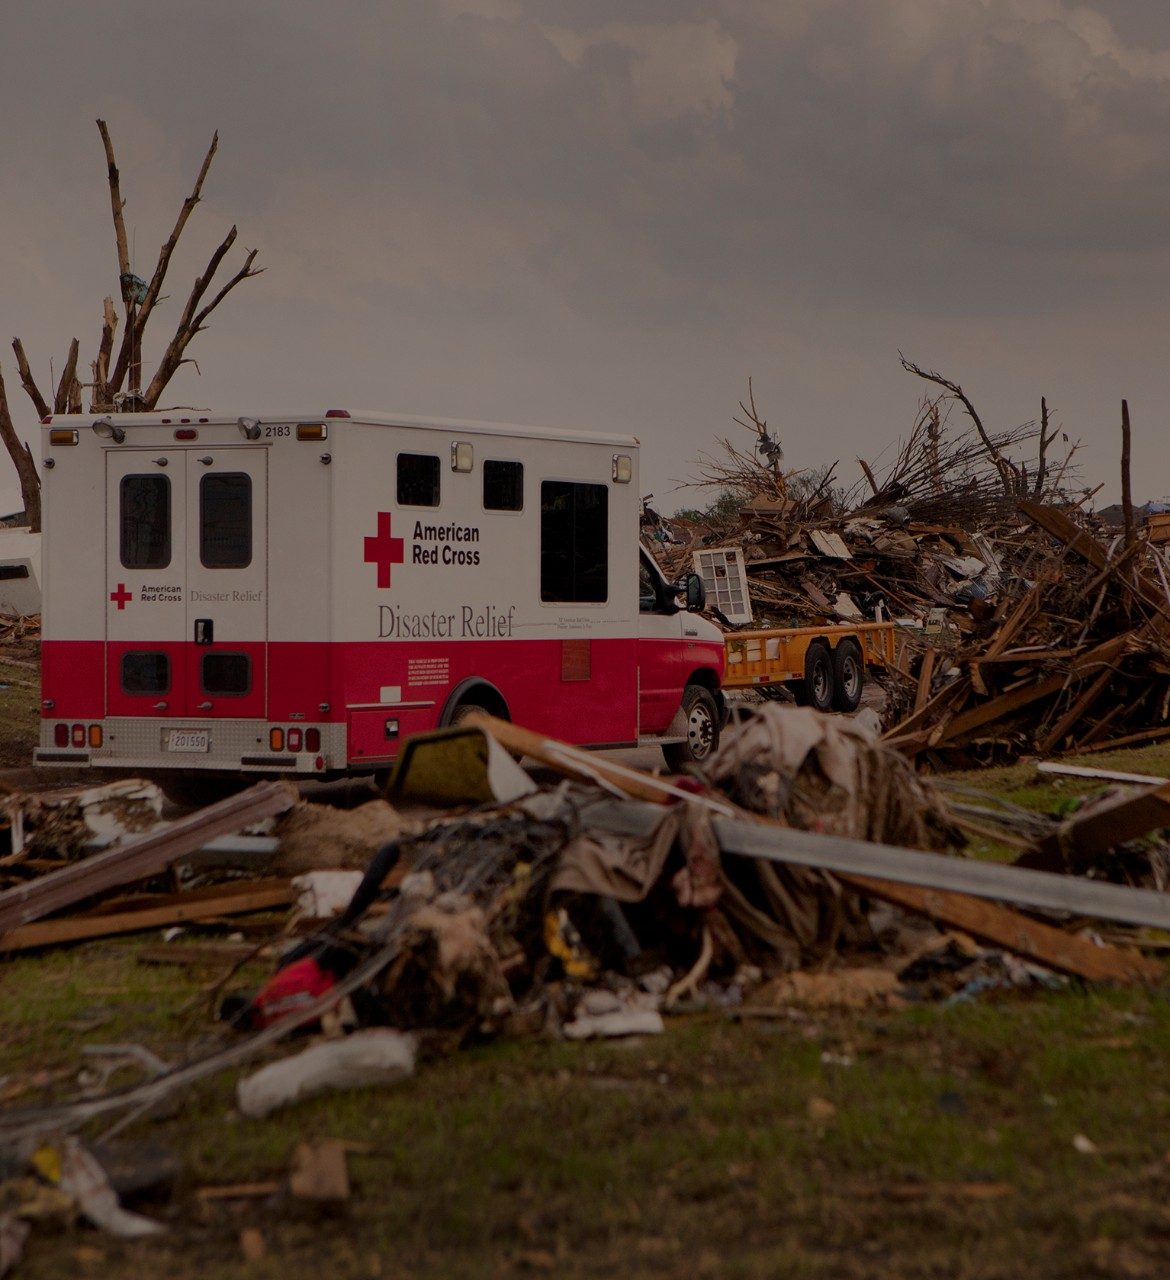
[35,409,725,796]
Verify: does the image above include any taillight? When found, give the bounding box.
[269,727,284,751]
[54,724,68,747]
[88,725,103,748]
[305,728,321,752]
[287,728,302,751]
[71,724,85,747]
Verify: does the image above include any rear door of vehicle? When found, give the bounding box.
[106,449,188,718]
[183,449,267,720]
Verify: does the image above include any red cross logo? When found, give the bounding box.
[109,583,133,610]
[364,512,405,589]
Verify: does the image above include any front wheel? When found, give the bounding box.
[662,686,720,771]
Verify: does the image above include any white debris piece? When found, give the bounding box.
[292,870,364,919]
[237,1029,417,1118]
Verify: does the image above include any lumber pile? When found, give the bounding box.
[646,382,1170,761]
[643,393,1078,700]
[0,612,40,643]
[885,501,1170,762]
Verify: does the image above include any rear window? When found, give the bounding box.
[121,651,169,695]
[397,453,440,507]
[200,473,252,568]
[201,652,251,696]
[120,475,171,569]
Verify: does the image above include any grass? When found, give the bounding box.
[7,968,1170,1278]
[7,651,1170,1276]
[0,643,39,767]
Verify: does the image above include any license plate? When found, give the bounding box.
[166,730,210,753]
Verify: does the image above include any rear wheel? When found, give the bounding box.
[794,642,834,711]
[662,685,720,771]
[831,639,864,712]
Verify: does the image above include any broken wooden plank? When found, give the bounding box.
[0,782,295,936]
[1036,762,1167,786]
[1079,725,1170,753]
[1035,666,1114,756]
[1020,781,1170,873]
[913,648,936,715]
[842,875,1162,984]
[934,634,1129,746]
[289,1140,350,1202]
[1020,501,1170,622]
[0,880,293,951]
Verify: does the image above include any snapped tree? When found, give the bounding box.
[0,120,263,531]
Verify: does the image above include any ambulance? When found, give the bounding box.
[34,409,726,798]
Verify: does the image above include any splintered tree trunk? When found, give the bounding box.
[0,367,41,532]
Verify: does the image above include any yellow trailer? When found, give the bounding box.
[722,621,895,712]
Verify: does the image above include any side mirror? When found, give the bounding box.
[685,573,706,611]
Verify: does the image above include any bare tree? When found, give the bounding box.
[898,353,1025,494]
[0,120,262,530]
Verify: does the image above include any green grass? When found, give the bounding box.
[6,940,1170,1279]
[0,651,38,767]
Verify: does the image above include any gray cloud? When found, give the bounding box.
[3,0,1170,516]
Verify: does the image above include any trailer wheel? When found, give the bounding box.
[794,642,834,711]
[663,685,720,771]
[831,639,864,713]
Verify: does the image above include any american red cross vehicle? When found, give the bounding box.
[35,409,726,795]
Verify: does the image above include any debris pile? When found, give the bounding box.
[885,502,1170,762]
[643,393,1066,634]
[2,706,1170,1259]
[646,384,1170,762]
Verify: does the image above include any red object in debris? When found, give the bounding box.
[250,957,336,1029]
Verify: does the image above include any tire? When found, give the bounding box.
[794,642,834,711]
[662,685,720,771]
[831,639,864,713]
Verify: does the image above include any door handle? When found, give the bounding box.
[194,618,213,644]
[152,701,168,710]
[197,701,212,711]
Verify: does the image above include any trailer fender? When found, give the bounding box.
[439,678,511,727]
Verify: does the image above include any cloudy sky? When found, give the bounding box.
[4,0,1170,516]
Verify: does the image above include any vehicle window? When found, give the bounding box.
[201,473,252,568]
[120,474,171,569]
[397,453,440,506]
[639,559,658,613]
[484,460,523,511]
[121,651,169,694]
[202,651,250,696]
[540,481,608,603]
